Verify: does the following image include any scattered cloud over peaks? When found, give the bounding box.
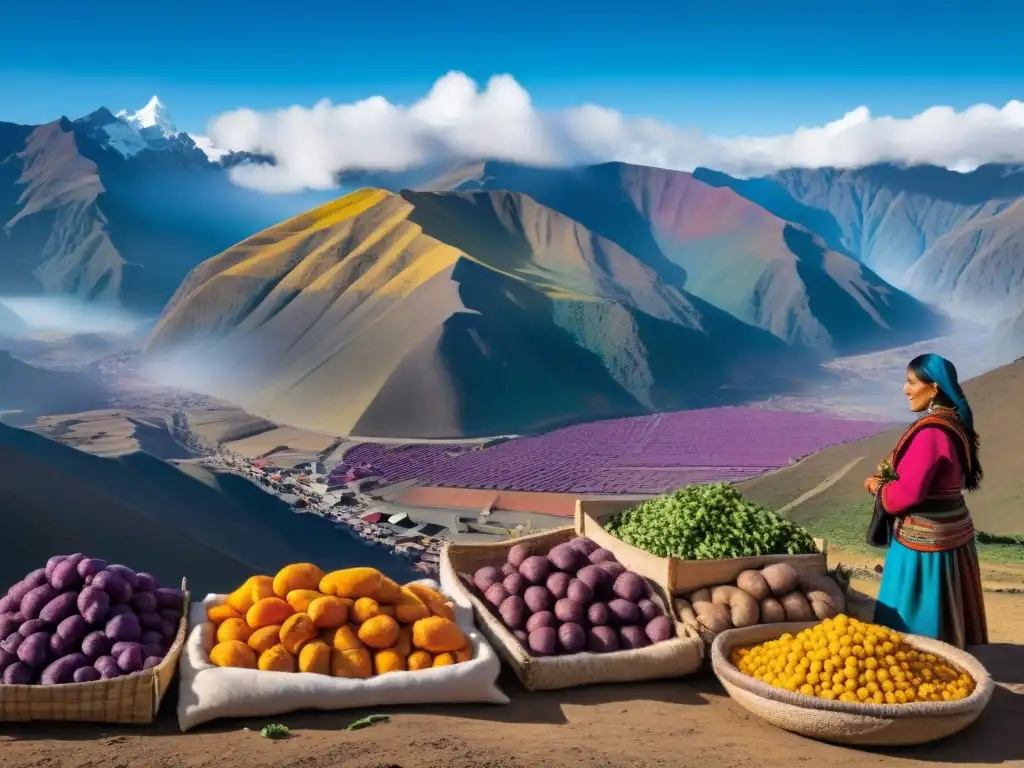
[204,71,1024,193]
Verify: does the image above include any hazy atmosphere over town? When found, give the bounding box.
[1,1,1023,765]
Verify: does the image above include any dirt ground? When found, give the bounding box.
[3,589,1023,768]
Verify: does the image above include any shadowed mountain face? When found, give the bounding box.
[0,351,109,417]
[432,162,947,355]
[0,109,338,315]
[146,187,831,439]
[701,163,1024,323]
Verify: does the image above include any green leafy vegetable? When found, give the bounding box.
[605,482,818,560]
[877,460,899,482]
[345,714,391,731]
[260,723,290,739]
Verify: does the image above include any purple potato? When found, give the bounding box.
[23,568,49,591]
[497,595,527,630]
[111,641,142,657]
[135,573,160,592]
[20,584,59,620]
[546,572,572,600]
[525,611,557,633]
[588,626,620,654]
[553,598,585,625]
[619,625,650,650]
[159,620,178,640]
[141,631,163,647]
[1,633,25,654]
[105,613,142,642]
[84,575,95,586]
[566,579,594,606]
[157,608,182,624]
[612,572,648,603]
[528,626,558,656]
[56,614,87,644]
[575,565,613,596]
[6,581,31,606]
[81,631,110,660]
[93,655,121,679]
[49,633,76,657]
[108,604,133,619]
[608,599,641,625]
[45,556,68,582]
[637,599,660,623]
[154,588,184,609]
[3,661,36,684]
[142,656,162,671]
[518,556,550,585]
[130,591,158,614]
[106,565,139,590]
[73,666,101,683]
[588,548,617,564]
[0,595,15,614]
[77,586,111,626]
[77,558,108,580]
[567,537,599,557]
[17,631,51,667]
[484,583,511,608]
[50,560,84,592]
[116,645,144,673]
[512,629,529,645]
[473,566,503,593]
[558,622,587,653]
[587,602,610,626]
[41,652,91,685]
[39,592,78,624]
[18,619,50,638]
[500,563,517,577]
[93,571,132,604]
[547,543,588,574]
[645,616,673,644]
[0,612,21,638]
[596,561,627,580]
[0,648,14,674]
[138,612,162,632]
[502,572,527,596]
[523,585,552,614]
[142,642,163,658]
[507,543,532,569]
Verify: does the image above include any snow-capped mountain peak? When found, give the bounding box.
[117,95,179,138]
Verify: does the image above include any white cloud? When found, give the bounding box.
[189,134,229,162]
[205,71,1024,193]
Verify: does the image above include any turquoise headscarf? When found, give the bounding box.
[913,353,974,431]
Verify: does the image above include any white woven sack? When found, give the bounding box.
[176,578,508,731]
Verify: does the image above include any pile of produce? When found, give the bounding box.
[605,483,818,560]
[464,537,675,657]
[683,563,845,635]
[0,555,185,685]
[731,614,977,703]
[207,564,472,676]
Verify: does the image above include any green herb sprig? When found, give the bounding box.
[346,714,390,731]
[260,723,290,739]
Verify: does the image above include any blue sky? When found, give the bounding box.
[1,0,1018,136]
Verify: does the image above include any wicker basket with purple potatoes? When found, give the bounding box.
[0,554,189,723]
[442,527,702,690]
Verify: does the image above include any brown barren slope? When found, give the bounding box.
[145,188,801,439]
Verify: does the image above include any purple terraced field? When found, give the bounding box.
[331,407,894,494]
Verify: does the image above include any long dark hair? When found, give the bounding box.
[908,354,983,491]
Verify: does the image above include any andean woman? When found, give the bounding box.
[863,353,989,649]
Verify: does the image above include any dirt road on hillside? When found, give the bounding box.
[3,590,1023,768]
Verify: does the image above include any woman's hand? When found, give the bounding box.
[863,475,882,496]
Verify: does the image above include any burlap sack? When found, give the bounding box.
[711,622,994,746]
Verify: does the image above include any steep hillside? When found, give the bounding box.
[146,187,812,439]
[738,164,1024,321]
[0,351,109,416]
[434,161,947,355]
[738,356,1024,539]
[0,423,417,593]
[0,102,337,314]
[0,301,26,335]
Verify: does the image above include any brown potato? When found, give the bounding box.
[692,601,732,633]
[810,598,839,620]
[689,587,712,604]
[797,572,846,614]
[759,597,786,623]
[760,563,799,596]
[710,585,760,628]
[735,570,771,601]
[779,591,814,622]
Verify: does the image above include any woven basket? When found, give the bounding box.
[711,622,995,746]
[575,499,828,595]
[442,526,703,691]
[0,578,190,724]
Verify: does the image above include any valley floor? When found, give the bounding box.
[3,585,1022,768]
